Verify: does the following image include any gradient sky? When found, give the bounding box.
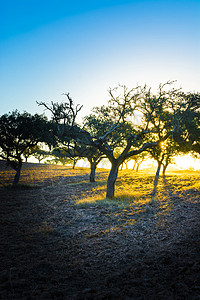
[0,0,200,120]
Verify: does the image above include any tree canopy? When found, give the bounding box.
[0,111,54,185]
[44,82,182,198]
[1,82,199,195]
[173,92,200,154]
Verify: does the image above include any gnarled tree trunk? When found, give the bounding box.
[132,161,137,170]
[89,161,97,182]
[162,163,168,176]
[13,161,22,186]
[136,162,142,172]
[106,161,119,198]
[152,161,162,197]
[72,158,77,169]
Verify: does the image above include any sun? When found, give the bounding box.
[175,154,200,170]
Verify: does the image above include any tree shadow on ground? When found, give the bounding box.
[1,171,200,299]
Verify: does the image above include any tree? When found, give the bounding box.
[52,142,105,181]
[47,148,78,167]
[38,83,180,198]
[80,83,179,198]
[37,93,83,137]
[22,144,50,163]
[51,147,81,168]
[148,137,179,196]
[131,152,149,171]
[23,145,36,162]
[119,152,147,171]
[0,111,54,185]
[161,139,180,176]
[38,94,106,182]
[31,145,51,163]
[173,92,200,154]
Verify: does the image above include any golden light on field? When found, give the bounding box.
[175,154,200,170]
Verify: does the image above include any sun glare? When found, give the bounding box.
[175,154,200,170]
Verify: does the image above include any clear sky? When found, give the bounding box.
[0,0,200,120]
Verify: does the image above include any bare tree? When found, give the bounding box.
[37,93,83,136]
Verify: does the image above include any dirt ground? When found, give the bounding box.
[0,162,200,299]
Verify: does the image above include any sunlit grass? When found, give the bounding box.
[1,161,199,239]
[1,160,199,211]
[75,170,154,208]
[74,168,200,236]
[0,161,97,187]
[75,188,147,208]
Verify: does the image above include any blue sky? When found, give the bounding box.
[0,0,200,120]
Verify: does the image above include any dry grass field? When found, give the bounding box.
[0,160,200,299]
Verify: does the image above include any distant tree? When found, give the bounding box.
[38,94,106,182]
[131,152,149,171]
[31,145,51,163]
[52,142,105,181]
[51,147,81,168]
[23,145,35,162]
[148,136,179,196]
[0,111,54,185]
[119,152,148,171]
[22,144,50,163]
[82,112,114,181]
[120,159,129,170]
[87,150,105,182]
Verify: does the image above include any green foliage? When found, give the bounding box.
[31,146,51,163]
[174,92,200,154]
[51,147,79,166]
[83,101,136,154]
[0,110,55,184]
[80,83,182,197]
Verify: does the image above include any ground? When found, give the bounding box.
[0,161,200,299]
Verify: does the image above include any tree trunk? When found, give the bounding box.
[162,164,168,176]
[72,159,76,169]
[90,161,96,182]
[13,162,22,186]
[152,161,162,197]
[136,162,141,172]
[106,162,119,198]
[132,161,137,170]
